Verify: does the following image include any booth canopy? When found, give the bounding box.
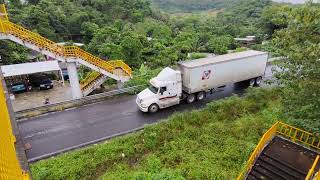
[1,61,60,77]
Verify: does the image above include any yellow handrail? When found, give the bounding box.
[109,60,133,76]
[80,71,103,90]
[306,155,320,180]
[0,73,30,179]
[238,121,320,180]
[277,122,320,151]
[0,4,132,77]
[237,122,279,180]
[0,4,8,21]
[315,170,320,180]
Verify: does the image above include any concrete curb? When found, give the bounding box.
[15,86,142,121]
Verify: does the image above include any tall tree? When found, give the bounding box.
[273,3,320,131]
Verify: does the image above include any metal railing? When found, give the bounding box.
[306,155,319,180]
[238,121,320,180]
[0,4,132,77]
[277,122,320,151]
[80,71,103,90]
[109,60,133,76]
[237,122,279,180]
[0,74,29,179]
[64,46,117,74]
[314,170,320,180]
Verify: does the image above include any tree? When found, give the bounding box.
[173,31,199,53]
[120,33,144,67]
[98,43,124,60]
[261,5,291,37]
[0,41,29,65]
[81,22,99,44]
[207,35,234,55]
[273,3,320,131]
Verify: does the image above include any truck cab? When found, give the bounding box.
[136,67,182,113]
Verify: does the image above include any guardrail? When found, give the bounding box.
[15,86,142,120]
[306,155,319,180]
[0,3,132,78]
[238,121,320,180]
[277,122,320,151]
[80,71,103,90]
[237,122,278,180]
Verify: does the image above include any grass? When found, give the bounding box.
[31,87,283,179]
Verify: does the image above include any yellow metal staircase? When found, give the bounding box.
[238,122,320,180]
[80,71,108,96]
[0,4,132,91]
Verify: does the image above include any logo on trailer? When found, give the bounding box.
[202,70,211,80]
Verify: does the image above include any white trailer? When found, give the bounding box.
[136,50,268,113]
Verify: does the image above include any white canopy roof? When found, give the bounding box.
[1,61,61,77]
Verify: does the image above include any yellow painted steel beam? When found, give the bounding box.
[238,121,320,180]
[0,75,30,180]
[0,4,132,78]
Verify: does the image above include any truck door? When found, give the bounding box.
[158,85,179,108]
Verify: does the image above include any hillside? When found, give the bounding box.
[151,0,313,12]
[151,0,236,12]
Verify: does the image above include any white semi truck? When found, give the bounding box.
[136,50,268,113]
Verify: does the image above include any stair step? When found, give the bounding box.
[252,165,285,180]
[248,170,267,180]
[256,159,300,180]
[262,153,307,177]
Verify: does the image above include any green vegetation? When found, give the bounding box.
[151,0,236,12]
[272,3,320,131]
[2,0,272,68]
[125,64,162,93]
[3,0,319,178]
[31,87,282,179]
[187,53,208,60]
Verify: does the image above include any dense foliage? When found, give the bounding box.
[31,88,281,179]
[272,3,320,131]
[2,0,273,68]
[8,1,319,178]
[151,0,236,12]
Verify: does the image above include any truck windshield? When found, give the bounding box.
[148,85,159,94]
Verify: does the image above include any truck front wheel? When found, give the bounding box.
[186,94,196,104]
[148,104,159,113]
[197,91,205,101]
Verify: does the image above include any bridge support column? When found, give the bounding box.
[67,62,82,99]
[117,80,124,89]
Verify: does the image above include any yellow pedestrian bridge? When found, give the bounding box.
[0,4,132,98]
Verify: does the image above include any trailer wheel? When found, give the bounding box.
[148,104,159,113]
[249,78,256,87]
[255,77,263,86]
[186,94,196,104]
[197,91,205,101]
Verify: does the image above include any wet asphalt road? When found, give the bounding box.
[18,65,274,161]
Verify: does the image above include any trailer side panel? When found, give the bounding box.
[178,52,268,94]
